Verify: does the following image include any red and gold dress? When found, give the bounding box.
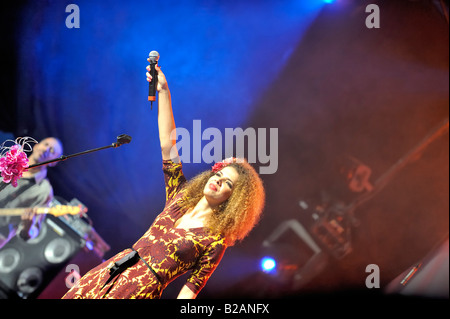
[62,160,227,299]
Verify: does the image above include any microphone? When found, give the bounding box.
[113,134,132,148]
[148,50,160,108]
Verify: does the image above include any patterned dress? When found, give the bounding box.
[62,160,227,299]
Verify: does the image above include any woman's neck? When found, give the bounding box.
[190,196,215,219]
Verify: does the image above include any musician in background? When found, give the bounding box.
[0,137,63,249]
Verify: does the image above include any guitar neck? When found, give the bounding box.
[0,207,51,217]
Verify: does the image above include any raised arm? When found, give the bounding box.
[146,61,179,162]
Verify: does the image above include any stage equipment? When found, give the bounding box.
[26,134,132,170]
[311,119,449,259]
[0,213,83,299]
[385,236,449,299]
[260,219,328,291]
[0,197,109,299]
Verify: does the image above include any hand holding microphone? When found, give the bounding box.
[146,50,168,109]
[147,50,159,103]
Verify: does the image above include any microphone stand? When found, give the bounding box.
[0,134,132,192]
[27,134,132,169]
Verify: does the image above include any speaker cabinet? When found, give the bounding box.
[0,214,84,299]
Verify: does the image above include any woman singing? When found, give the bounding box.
[62,59,265,299]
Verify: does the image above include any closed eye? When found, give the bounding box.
[215,172,233,189]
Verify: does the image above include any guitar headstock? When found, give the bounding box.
[49,205,87,217]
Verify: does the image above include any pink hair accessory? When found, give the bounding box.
[211,157,244,173]
[0,137,36,187]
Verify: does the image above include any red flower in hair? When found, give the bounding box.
[211,162,227,173]
[211,157,243,173]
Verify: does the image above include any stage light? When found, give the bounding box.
[323,0,336,3]
[85,240,94,251]
[259,219,329,293]
[260,257,277,273]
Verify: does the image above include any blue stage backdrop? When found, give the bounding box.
[13,1,324,258]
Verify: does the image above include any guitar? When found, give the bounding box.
[0,205,86,217]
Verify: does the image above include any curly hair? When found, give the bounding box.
[179,161,265,246]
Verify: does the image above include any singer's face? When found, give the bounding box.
[31,138,63,164]
[203,166,239,206]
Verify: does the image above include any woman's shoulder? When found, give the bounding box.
[162,159,182,170]
[162,159,185,182]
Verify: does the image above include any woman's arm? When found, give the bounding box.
[146,62,179,161]
[177,284,198,299]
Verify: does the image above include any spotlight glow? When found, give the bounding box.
[260,257,277,273]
